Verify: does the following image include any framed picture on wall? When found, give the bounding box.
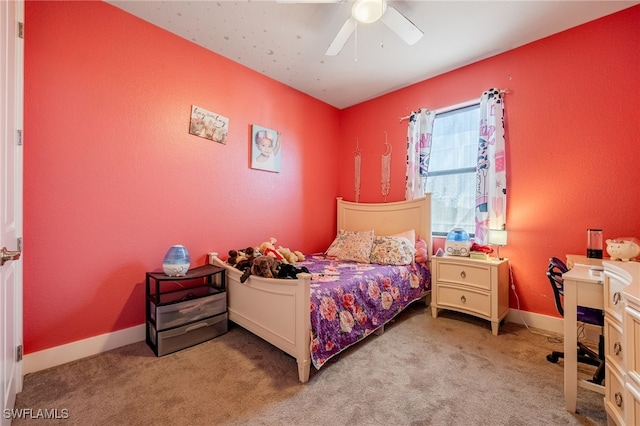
[189,105,229,144]
[251,124,281,173]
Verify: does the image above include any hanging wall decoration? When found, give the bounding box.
[354,139,362,203]
[189,105,229,144]
[251,124,281,173]
[381,132,391,202]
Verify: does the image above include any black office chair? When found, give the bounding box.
[546,257,605,385]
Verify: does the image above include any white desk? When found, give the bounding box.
[562,264,605,413]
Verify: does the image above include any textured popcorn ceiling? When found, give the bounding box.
[108,1,639,109]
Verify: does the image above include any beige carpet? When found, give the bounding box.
[14,301,606,425]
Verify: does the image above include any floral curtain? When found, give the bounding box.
[474,88,507,244]
[405,109,435,200]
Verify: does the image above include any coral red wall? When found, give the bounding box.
[24,2,640,354]
[339,6,640,317]
[23,1,340,353]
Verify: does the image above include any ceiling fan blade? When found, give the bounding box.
[381,5,423,46]
[276,0,343,3]
[325,17,356,56]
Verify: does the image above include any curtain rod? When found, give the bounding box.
[398,88,509,122]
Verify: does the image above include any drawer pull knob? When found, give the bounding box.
[614,342,622,355]
[615,392,623,407]
[613,291,621,305]
[460,271,466,279]
[460,295,466,304]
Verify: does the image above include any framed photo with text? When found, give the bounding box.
[189,105,228,144]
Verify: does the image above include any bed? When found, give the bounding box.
[208,196,432,383]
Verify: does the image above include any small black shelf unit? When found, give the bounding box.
[145,264,227,356]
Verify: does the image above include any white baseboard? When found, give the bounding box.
[22,309,596,375]
[23,325,145,374]
[507,309,601,343]
[507,308,563,335]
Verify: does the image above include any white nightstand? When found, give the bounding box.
[431,255,510,335]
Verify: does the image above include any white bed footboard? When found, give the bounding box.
[208,252,312,383]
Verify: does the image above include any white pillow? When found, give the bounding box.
[389,229,416,247]
[325,229,375,263]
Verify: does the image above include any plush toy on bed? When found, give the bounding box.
[230,247,256,283]
[415,238,428,264]
[258,238,285,261]
[235,247,256,270]
[249,256,281,281]
[277,246,306,264]
[227,249,247,266]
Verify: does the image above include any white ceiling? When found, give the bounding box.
[107,0,639,109]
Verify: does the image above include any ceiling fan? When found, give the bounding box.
[325,0,423,56]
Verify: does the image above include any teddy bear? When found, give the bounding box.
[258,237,285,261]
[234,247,256,271]
[245,256,281,282]
[227,249,239,266]
[277,246,299,264]
[294,250,305,262]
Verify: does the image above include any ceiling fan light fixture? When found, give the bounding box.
[352,0,387,24]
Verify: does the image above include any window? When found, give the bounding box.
[426,103,480,237]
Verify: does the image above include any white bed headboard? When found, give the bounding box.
[336,195,432,258]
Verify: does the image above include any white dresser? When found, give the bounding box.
[603,261,640,426]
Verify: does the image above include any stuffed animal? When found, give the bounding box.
[277,246,299,264]
[278,263,310,279]
[415,239,428,264]
[294,250,305,262]
[227,249,239,266]
[235,247,255,271]
[250,256,282,280]
[259,238,285,261]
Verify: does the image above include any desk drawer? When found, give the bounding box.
[625,306,640,388]
[435,284,490,318]
[605,361,626,425]
[437,262,491,291]
[605,273,628,322]
[626,381,640,426]
[606,317,625,372]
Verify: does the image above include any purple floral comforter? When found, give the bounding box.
[299,254,431,369]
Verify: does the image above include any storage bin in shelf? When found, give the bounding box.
[145,264,227,356]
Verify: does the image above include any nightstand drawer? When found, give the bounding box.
[437,262,491,291]
[435,284,491,318]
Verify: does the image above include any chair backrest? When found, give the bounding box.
[546,256,604,326]
[547,257,568,316]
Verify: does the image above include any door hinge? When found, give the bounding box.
[17,345,23,362]
[18,22,24,39]
[17,237,22,252]
[16,129,22,146]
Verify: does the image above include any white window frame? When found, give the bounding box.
[427,99,480,237]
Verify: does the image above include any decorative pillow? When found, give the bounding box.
[415,238,428,264]
[369,236,416,265]
[390,229,416,247]
[325,229,375,263]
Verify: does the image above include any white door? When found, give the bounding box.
[1,1,24,425]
